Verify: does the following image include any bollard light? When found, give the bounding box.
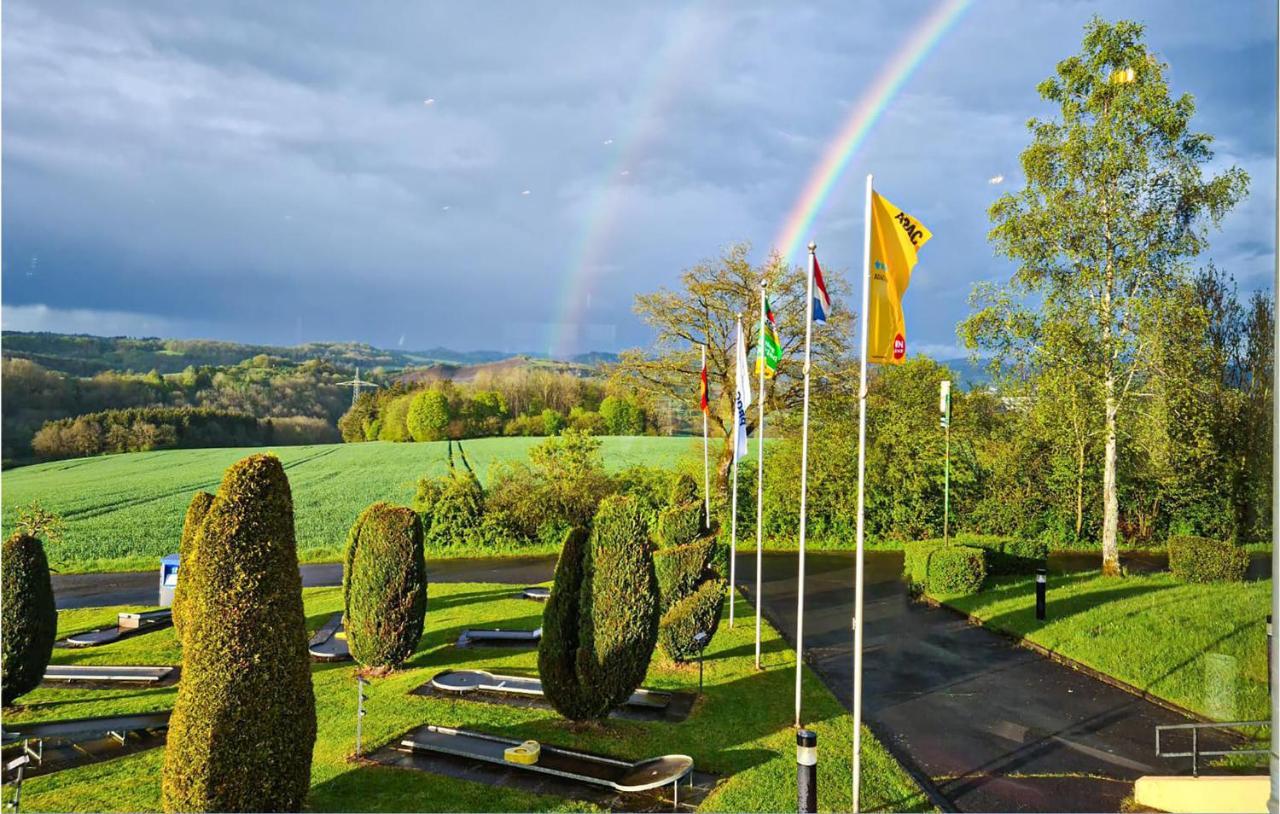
[1035,568,1047,621]
[796,729,817,813]
[1267,615,1273,694]
[694,631,710,694]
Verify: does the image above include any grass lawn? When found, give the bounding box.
[931,571,1272,722]
[10,583,933,813]
[0,437,701,573]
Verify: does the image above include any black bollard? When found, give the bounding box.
[796,729,817,813]
[1035,568,1047,621]
[1267,615,1273,694]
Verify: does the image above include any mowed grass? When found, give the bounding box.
[12,584,932,813]
[0,438,698,573]
[933,571,1273,722]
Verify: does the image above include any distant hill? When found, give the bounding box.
[0,331,618,377]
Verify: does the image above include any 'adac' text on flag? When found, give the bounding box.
[867,191,932,365]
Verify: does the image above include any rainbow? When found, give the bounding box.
[549,11,710,358]
[771,0,971,263]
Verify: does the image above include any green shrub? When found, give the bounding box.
[1168,536,1249,584]
[162,454,316,813]
[954,534,1047,576]
[903,541,987,595]
[1,533,57,705]
[407,389,451,442]
[424,471,486,548]
[925,545,987,595]
[659,578,725,662]
[669,472,700,507]
[343,503,427,668]
[172,491,215,644]
[654,538,717,612]
[538,497,659,721]
[656,502,704,548]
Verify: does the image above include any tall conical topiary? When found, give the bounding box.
[538,496,659,721]
[1,533,57,706]
[654,482,724,662]
[171,490,214,644]
[162,454,316,813]
[343,502,427,669]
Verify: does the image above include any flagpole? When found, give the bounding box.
[794,242,817,728]
[706,343,716,524]
[852,174,873,813]
[754,281,767,670]
[731,319,745,636]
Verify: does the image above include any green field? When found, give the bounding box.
[12,584,932,813]
[932,572,1273,722]
[1,438,701,573]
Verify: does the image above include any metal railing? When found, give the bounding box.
[1155,720,1271,775]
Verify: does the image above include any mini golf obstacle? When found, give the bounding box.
[1,711,172,777]
[58,609,172,648]
[521,586,550,601]
[308,612,351,662]
[455,626,541,648]
[394,724,698,807]
[42,664,176,687]
[424,669,695,722]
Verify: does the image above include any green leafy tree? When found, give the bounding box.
[599,395,645,435]
[1,534,57,705]
[407,389,451,442]
[162,454,316,812]
[612,243,853,489]
[961,18,1247,574]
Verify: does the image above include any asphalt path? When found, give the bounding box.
[52,556,557,610]
[735,550,1235,812]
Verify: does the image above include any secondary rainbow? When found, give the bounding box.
[772,0,971,262]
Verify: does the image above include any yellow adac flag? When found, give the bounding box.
[867,190,932,365]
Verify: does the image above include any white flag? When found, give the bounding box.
[734,319,752,460]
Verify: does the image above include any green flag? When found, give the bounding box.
[755,297,782,378]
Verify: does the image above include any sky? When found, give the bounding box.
[2,0,1275,359]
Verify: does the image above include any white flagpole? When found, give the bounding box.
[754,281,767,670]
[794,242,817,727]
[852,174,873,813]
[731,321,743,633]
[706,343,716,522]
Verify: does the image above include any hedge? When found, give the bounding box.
[1168,536,1249,584]
[952,534,1047,576]
[172,491,214,644]
[343,503,428,668]
[902,541,987,595]
[659,578,725,662]
[1,534,57,705]
[162,454,316,813]
[538,497,659,720]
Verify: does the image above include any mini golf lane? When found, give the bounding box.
[738,550,1240,813]
[52,556,558,610]
[422,669,696,722]
[373,724,716,812]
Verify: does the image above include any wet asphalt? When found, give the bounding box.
[52,550,1239,812]
[736,550,1239,813]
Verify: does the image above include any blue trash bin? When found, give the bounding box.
[159,554,180,607]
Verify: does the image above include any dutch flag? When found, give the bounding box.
[812,255,832,325]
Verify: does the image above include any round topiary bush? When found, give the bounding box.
[171,490,214,644]
[1,533,57,706]
[658,578,726,662]
[162,454,317,813]
[343,502,427,669]
[655,502,705,549]
[538,497,660,720]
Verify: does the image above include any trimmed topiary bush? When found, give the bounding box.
[954,534,1047,576]
[902,540,945,590]
[172,490,214,644]
[538,497,660,720]
[925,545,987,595]
[343,503,427,668]
[655,502,704,549]
[162,454,316,813]
[669,472,701,507]
[659,578,725,662]
[655,538,717,612]
[1,533,57,706]
[1168,536,1249,584]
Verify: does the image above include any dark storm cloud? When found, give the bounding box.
[2,0,1274,356]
